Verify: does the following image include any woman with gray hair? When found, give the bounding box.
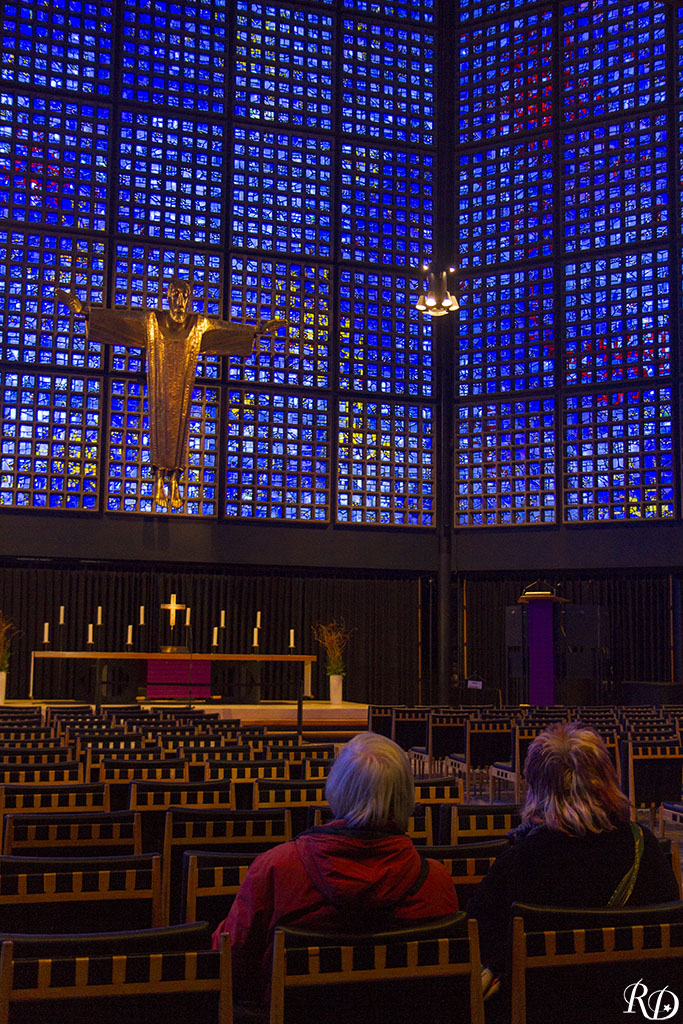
[467,721,679,980]
[213,731,458,1004]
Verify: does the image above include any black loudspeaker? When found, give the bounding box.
[505,606,523,645]
[505,606,524,678]
[563,605,600,647]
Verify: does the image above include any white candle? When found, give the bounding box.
[256,610,261,628]
[58,605,65,625]
[43,622,49,644]
[185,607,191,626]
[127,624,133,645]
[253,627,259,647]
[212,626,218,646]
[220,609,225,629]
[289,629,295,649]
[96,605,102,626]
[139,605,145,626]
[87,623,93,644]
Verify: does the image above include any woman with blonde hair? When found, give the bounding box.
[467,721,679,978]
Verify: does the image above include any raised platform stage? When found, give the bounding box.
[4,699,369,738]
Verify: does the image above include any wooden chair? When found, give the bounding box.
[391,708,431,752]
[489,725,540,803]
[182,850,260,923]
[269,914,484,1024]
[445,719,514,801]
[411,712,468,778]
[367,705,403,738]
[0,762,84,785]
[624,740,683,832]
[0,933,232,1024]
[162,807,292,924]
[0,783,111,848]
[128,780,236,853]
[413,778,464,811]
[92,757,190,809]
[440,802,521,846]
[421,840,508,905]
[0,746,75,764]
[2,809,142,857]
[253,779,328,833]
[0,853,163,932]
[509,901,683,1024]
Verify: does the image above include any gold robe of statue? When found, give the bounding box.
[58,278,279,509]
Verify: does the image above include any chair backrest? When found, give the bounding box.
[420,844,507,905]
[0,746,75,764]
[269,914,484,1024]
[0,920,213,957]
[443,803,521,845]
[391,708,430,751]
[182,850,260,923]
[510,901,683,1024]
[0,853,163,932]
[413,779,464,807]
[0,762,84,785]
[0,934,232,1024]
[0,783,111,848]
[129,780,236,855]
[626,741,683,810]
[2,809,142,857]
[163,807,292,924]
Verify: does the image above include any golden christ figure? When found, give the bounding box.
[58,279,281,510]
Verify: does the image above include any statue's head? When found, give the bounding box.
[167,277,193,323]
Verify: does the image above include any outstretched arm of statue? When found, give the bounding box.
[199,317,289,358]
[56,289,149,348]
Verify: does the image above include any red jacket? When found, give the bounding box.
[212,821,459,999]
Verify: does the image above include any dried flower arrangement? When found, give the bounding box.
[312,620,355,676]
[0,611,17,673]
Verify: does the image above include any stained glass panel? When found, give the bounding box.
[228,257,330,389]
[564,387,674,521]
[0,229,105,369]
[121,0,227,114]
[0,92,110,232]
[231,127,332,258]
[117,112,224,245]
[457,9,553,145]
[107,379,219,515]
[0,371,101,509]
[0,1,113,94]
[456,265,554,398]
[234,2,333,130]
[455,397,556,526]
[456,139,553,269]
[341,19,434,145]
[342,0,434,23]
[225,390,329,521]
[565,249,671,386]
[340,143,433,266]
[338,268,433,397]
[562,0,666,123]
[564,113,668,253]
[337,399,434,526]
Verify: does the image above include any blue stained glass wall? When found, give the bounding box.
[454,0,680,527]
[1,0,679,539]
[0,0,436,526]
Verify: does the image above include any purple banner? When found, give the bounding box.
[526,598,555,704]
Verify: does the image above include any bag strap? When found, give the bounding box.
[607,821,644,907]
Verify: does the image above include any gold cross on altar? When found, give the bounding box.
[161,593,185,628]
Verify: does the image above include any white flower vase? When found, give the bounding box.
[0,671,6,704]
[329,673,343,704]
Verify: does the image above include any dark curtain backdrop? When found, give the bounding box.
[456,572,674,698]
[0,567,425,704]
